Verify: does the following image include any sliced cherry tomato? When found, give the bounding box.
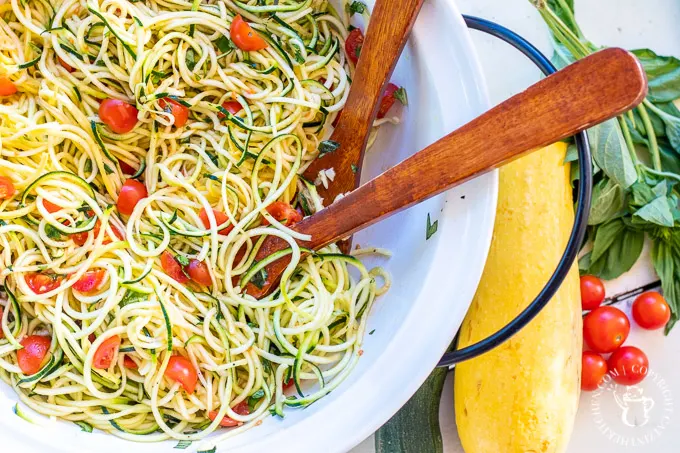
[283,376,295,390]
[199,208,233,235]
[123,355,138,369]
[93,335,121,370]
[218,101,243,119]
[17,335,51,375]
[73,270,107,293]
[117,179,148,216]
[0,306,4,339]
[71,219,97,246]
[159,98,189,128]
[161,251,190,284]
[608,346,648,386]
[187,259,212,286]
[230,15,267,51]
[88,333,96,343]
[0,77,17,96]
[581,351,608,391]
[632,291,671,330]
[99,99,138,134]
[165,355,198,393]
[25,272,62,294]
[208,401,250,427]
[376,83,400,119]
[345,28,364,65]
[118,159,137,175]
[580,275,606,310]
[0,176,15,199]
[583,306,630,353]
[58,57,75,73]
[42,199,62,213]
[262,202,303,226]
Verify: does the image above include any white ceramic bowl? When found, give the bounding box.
[1,1,496,451]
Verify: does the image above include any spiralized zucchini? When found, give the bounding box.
[0,0,390,443]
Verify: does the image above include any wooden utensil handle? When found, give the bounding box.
[296,48,647,249]
[303,0,425,189]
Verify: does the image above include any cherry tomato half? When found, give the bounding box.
[377,83,399,119]
[199,208,233,235]
[345,28,364,65]
[41,199,62,213]
[165,355,198,393]
[632,291,671,330]
[99,99,139,134]
[0,176,15,199]
[73,269,107,293]
[583,306,630,353]
[118,159,137,175]
[58,57,75,73]
[93,335,121,370]
[219,101,243,118]
[580,275,606,311]
[17,335,51,375]
[161,251,190,284]
[117,179,148,216]
[262,202,302,226]
[159,98,189,128]
[123,355,138,369]
[208,401,250,427]
[608,346,649,386]
[25,272,62,294]
[581,351,608,391]
[187,259,212,286]
[230,15,267,51]
[0,77,17,96]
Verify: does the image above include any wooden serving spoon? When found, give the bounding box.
[243,47,647,298]
[302,0,425,203]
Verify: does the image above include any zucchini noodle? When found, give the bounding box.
[0,0,391,443]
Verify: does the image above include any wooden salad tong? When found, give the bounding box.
[245,48,648,298]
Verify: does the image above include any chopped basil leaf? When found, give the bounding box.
[215,35,234,54]
[251,267,268,289]
[175,254,190,267]
[426,213,438,240]
[120,290,147,307]
[45,224,63,240]
[369,329,375,335]
[394,87,408,106]
[318,140,340,156]
[186,48,198,71]
[348,1,366,15]
[351,164,358,174]
[84,159,93,173]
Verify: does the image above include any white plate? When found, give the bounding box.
[1,1,495,452]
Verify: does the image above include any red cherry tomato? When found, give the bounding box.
[583,306,630,353]
[580,275,606,310]
[208,401,250,427]
[0,176,15,199]
[230,15,267,51]
[218,101,243,119]
[608,346,649,386]
[25,272,62,294]
[58,57,75,73]
[118,159,137,175]
[158,98,189,128]
[160,251,190,284]
[0,77,17,96]
[99,99,138,134]
[581,351,608,391]
[345,28,364,65]
[262,202,303,226]
[17,335,51,375]
[187,259,212,286]
[165,355,198,393]
[377,83,400,119]
[73,270,107,293]
[632,291,671,330]
[199,208,233,235]
[123,355,138,369]
[42,199,62,213]
[93,335,121,370]
[117,179,148,216]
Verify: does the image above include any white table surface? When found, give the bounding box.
[352,0,680,451]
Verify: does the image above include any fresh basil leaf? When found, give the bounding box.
[215,35,234,53]
[631,49,680,103]
[175,254,190,267]
[651,240,678,333]
[588,178,624,225]
[585,221,644,280]
[318,140,340,155]
[186,48,198,71]
[629,181,658,208]
[393,87,408,106]
[633,196,674,227]
[587,119,637,189]
[347,0,366,15]
[248,389,265,411]
[45,224,63,240]
[351,164,358,174]
[590,219,625,264]
[425,213,438,240]
[251,268,268,289]
[564,143,578,163]
[652,106,680,153]
[120,290,147,307]
[549,40,577,70]
[658,139,680,174]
